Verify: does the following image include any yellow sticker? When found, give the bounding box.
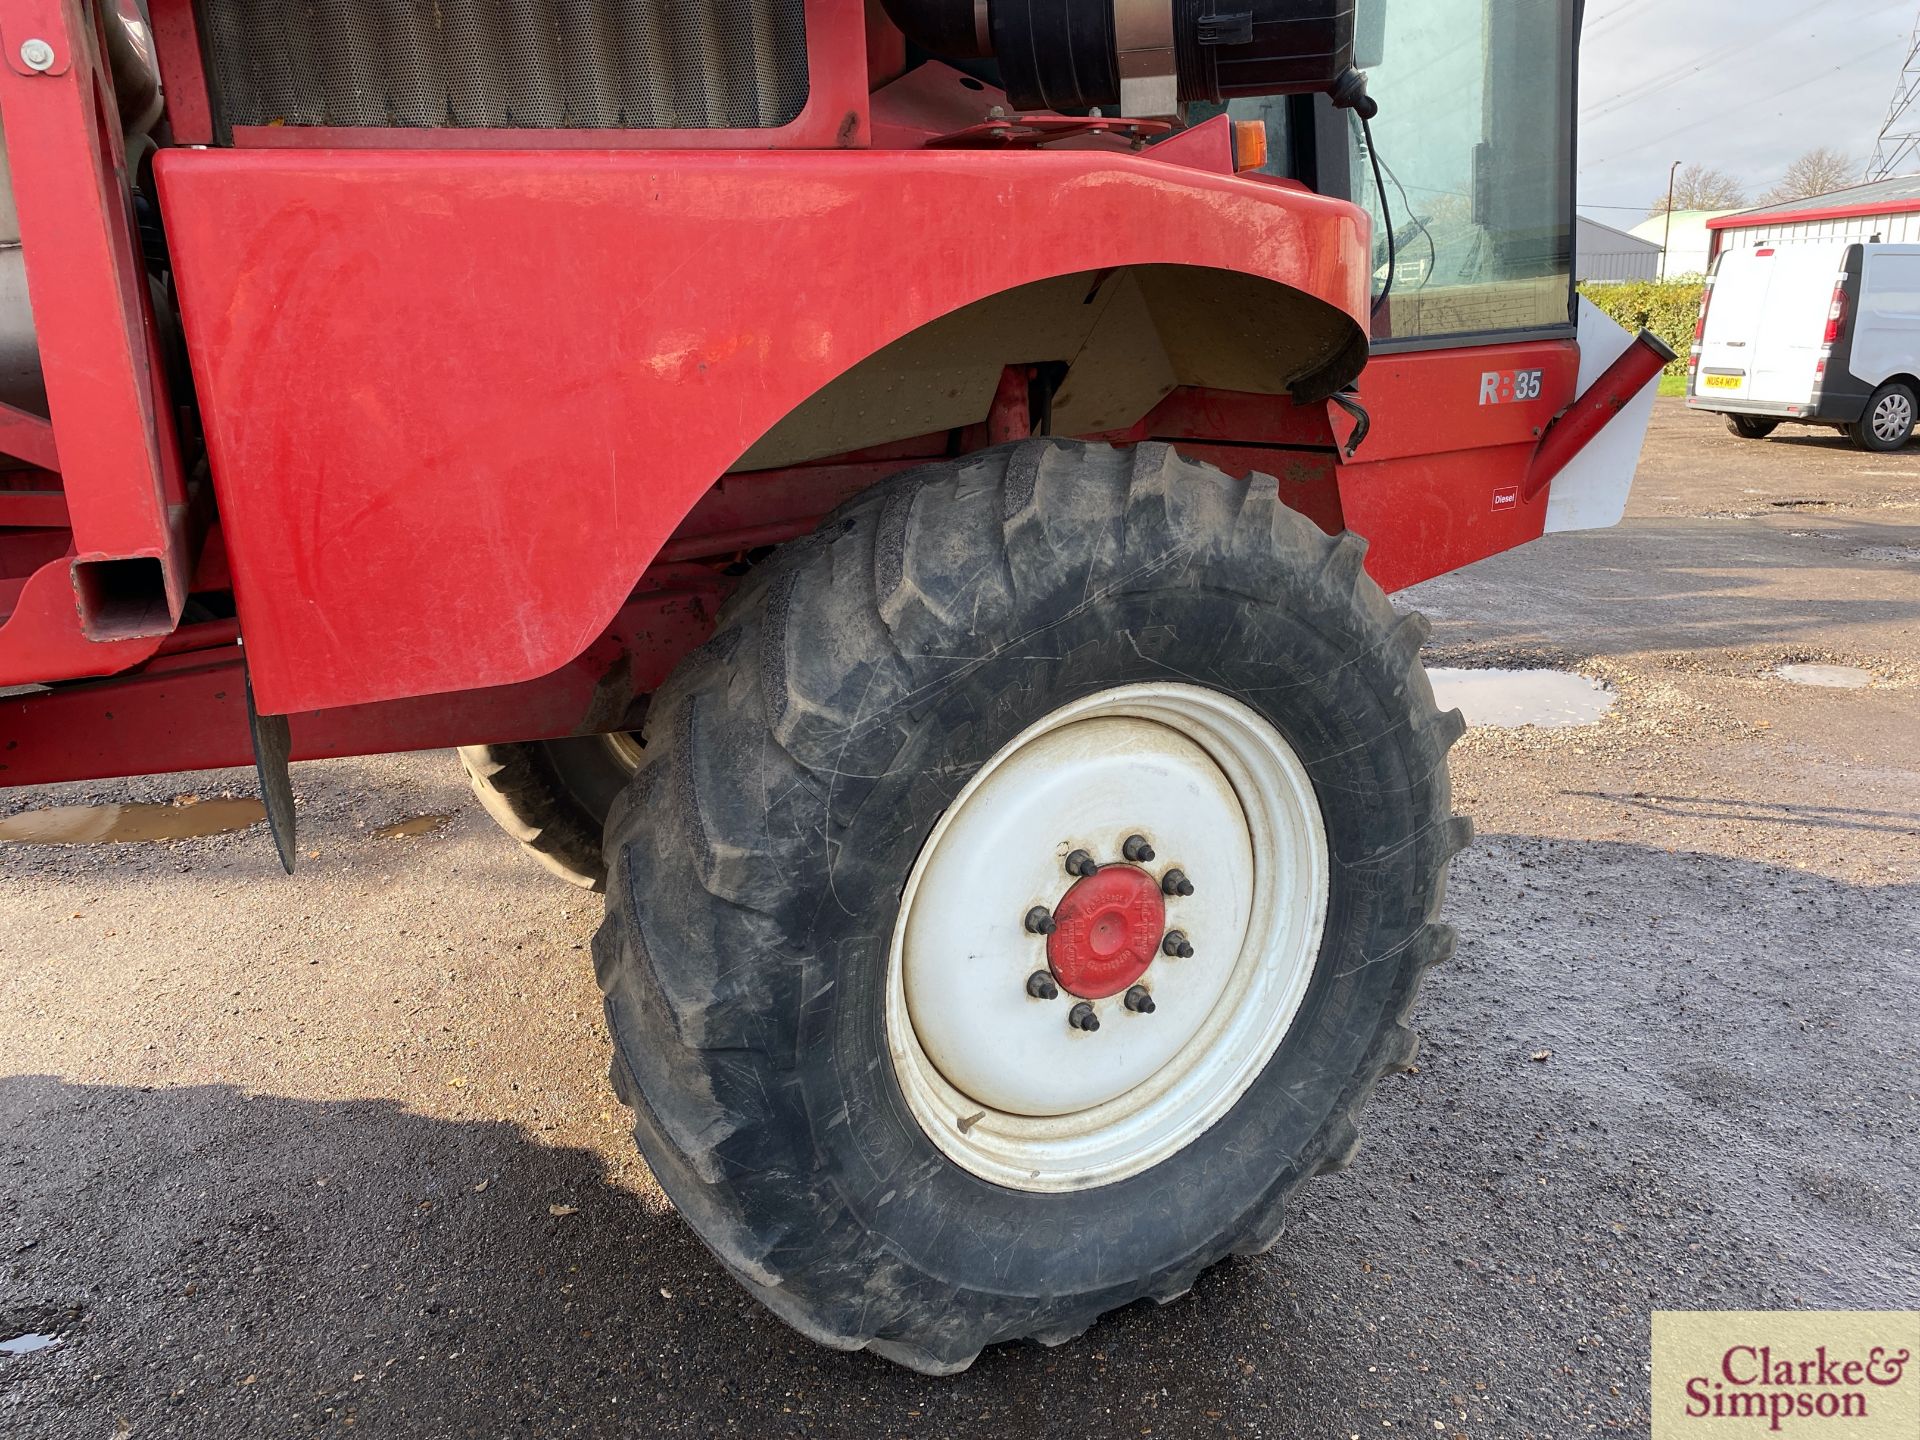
[1652,1312,1918,1436]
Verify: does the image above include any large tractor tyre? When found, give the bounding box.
[1726,415,1779,440]
[1850,381,1917,452]
[593,439,1469,1374]
[458,736,641,889]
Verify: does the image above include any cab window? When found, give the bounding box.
[1347,0,1576,343]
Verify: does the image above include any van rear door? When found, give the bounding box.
[1750,245,1849,406]
[1696,244,1847,408]
[1696,249,1772,402]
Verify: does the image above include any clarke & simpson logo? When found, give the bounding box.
[1653,1312,1919,1437]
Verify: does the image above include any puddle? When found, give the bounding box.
[1775,664,1873,689]
[1426,668,1617,729]
[0,1333,60,1356]
[1851,545,1920,563]
[0,798,265,846]
[375,813,454,840]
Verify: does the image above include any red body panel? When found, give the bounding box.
[0,1,1624,793]
[1338,342,1578,591]
[156,146,1370,715]
[1088,343,1579,592]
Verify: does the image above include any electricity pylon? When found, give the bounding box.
[1868,11,1920,182]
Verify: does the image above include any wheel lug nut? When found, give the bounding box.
[1024,905,1057,936]
[1162,930,1194,959]
[1068,1002,1100,1032]
[1122,833,1156,863]
[1026,971,1060,1000]
[1162,868,1195,897]
[1124,985,1156,1014]
[1065,849,1098,879]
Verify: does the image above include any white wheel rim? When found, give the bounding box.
[884,683,1330,1193]
[1875,393,1912,442]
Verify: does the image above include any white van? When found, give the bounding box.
[1687,241,1920,451]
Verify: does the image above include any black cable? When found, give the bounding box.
[1379,153,1438,290]
[1361,112,1396,317]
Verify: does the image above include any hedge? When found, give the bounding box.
[1577,278,1704,377]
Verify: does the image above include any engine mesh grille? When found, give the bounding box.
[200,0,810,130]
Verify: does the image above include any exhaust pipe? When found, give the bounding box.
[1522,329,1678,504]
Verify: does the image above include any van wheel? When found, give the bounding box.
[458,736,642,888]
[1726,415,1778,440]
[1851,382,1917,452]
[591,440,1469,1373]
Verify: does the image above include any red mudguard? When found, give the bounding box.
[156,147,1370,714]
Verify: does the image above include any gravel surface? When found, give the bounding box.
[3,400,1917,1437]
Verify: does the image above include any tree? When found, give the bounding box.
[1760,147,1859,205]
[1648,164,1749,219]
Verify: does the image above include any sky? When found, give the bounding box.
[1579,0,1920,224]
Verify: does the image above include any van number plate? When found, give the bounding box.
[1702,374,1743,391]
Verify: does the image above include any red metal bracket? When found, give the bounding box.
[144,0,212,144]
[0,487,66,527]
[0,1,70,75]
[987,365,1033,445]
[926,114,1173,150]
[0,399,58,471]
[0,0,192,679]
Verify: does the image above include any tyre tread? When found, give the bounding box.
[458,743,608,889]
[591,439,1469,1373]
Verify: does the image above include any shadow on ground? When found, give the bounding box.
[1562,790,1920,836]
[1407,515,1920,661]
[3,840,1916,1439]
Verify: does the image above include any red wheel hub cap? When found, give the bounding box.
[1046,865,1167,1000]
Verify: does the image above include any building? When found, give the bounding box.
[1576,215,1664,283]
[1628,209,1736,279]
[1708,174,1920,263]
